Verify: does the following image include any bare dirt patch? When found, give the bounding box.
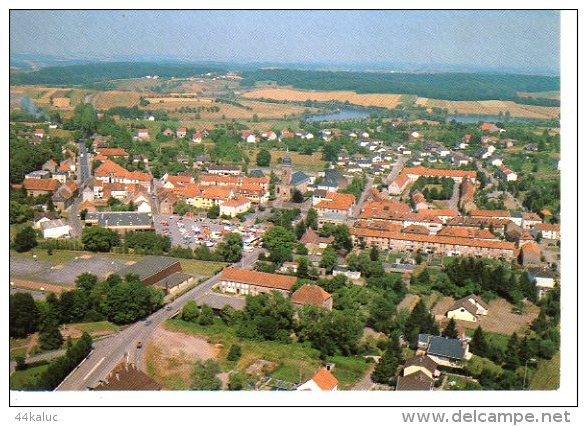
[397,294,421,312]
[432,296,539,335]
[147,327,218,389]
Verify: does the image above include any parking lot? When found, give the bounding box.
[10,254,134,287]
[153,214,264,250]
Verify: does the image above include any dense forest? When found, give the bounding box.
[10,62,224,85]
[240,69,560,103]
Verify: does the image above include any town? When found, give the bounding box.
[9,13,562,395]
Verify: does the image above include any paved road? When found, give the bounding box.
[352,176,373,218]
[384,156,407,187]
[10,348,67,375]
[56,248,260,391]
[447,179,461,211]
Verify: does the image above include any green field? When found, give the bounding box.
[162,319,368,389]
[177,259,227,277]
[529,352,560,390]
[66,321,120,335]
[465,329,510,351]
[10,362,49,390]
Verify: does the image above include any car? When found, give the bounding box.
[144,320,152,326]
[165,306,173,311]
[136,341,143,349]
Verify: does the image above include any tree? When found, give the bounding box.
[181,300,199,322]
[371,333,402,385]
[226,344,242,362]
[191,359,222,390]
[228,372,245,390]
[443,318,459,339]
[263,226,297,253]
[470,326,490,357]
[306,208,318,230]
[215,232,243,262]
[13,225,37,252]
[207,204,220,219]
[295,219,307,239]
[38,311,64,351]
[81,226,119,252]
[10,293,40,337]
[174,199,191,216]
[198,304,214,326]
[320,246,338,274]
[296,256,310,279]
[256,149,271,167]
[291,189,304,203]
[369,246,379,261]
[332,224,353,252]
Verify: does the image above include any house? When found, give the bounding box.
[291,284,333,310]
[411,190,428,211]
[136,129,150,140]
[522,212,542,230]
[42,159,58,173]
[34,128,45,139]
[25,170,52,180]
[192,132,202,143]
[241,131,257,143]
[490,156,503,167]
[389,173,410,195]
[176,127,187,138]
[396,370,434,391]
[52,180,79,210]
[299,228,334,255]
[446,295,489,322]
[418,334,470,367]
[315,192,356,218]
[527,268,557,300]
[497,166,518,182]
[297,367,338,391]
[480,123,503,133]
[403,355,438,379]
[278,261,299,275]
[162,128,174,137]
[22,178,60,197]
[93,362,161,391]
[207,165,242,176]
[520,242,542,266]
[40,219,71,239]
[219,196,251,218]
[533,223,560,240]
[218,268,296,296]
[332,268,361,281]
[318,169,348,192]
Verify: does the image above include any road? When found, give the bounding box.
[384,156,407,187]
[352,176,373,218]
[475,161,524,211]
[56,248,260,391]
[10,348,67,375]
[447,179,461,211]
[67,141,92,237]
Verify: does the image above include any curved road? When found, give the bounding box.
[56,248,260,391]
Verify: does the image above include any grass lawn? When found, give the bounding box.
[444,374,480,390]
[466,355,504,377]
[529,352,560,390]
[10,248,85,265]
[163,319,367,388]
[10,361,49,390]
[177,259,227,277]
[465,329,510,351]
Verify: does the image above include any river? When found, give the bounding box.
[305,109,371,122]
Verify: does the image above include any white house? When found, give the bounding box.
[445,295,489,323]
[40,219,71,239]
[219,196,251,218]
[297,367,338,391]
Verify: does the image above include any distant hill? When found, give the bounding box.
[240,69,560,104]
[9,62,226,86]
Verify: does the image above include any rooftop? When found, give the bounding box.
[115,256,181,281]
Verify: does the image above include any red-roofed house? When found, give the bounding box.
[291,284,333,310]
[218,268,296,296]
[297,367,338,391]
[176,127,187,138]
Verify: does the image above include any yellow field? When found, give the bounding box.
[91,91,142,109]
[242,87,403,109]
[416,97,560,119]
[517,91,560,100]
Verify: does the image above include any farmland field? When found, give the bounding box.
[242,87,404,109]
[415,97,560,119]
[247,149,325,172]
[529,352,560,390]
[90,91,142,109]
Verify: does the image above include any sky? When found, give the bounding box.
[10,10,560,74]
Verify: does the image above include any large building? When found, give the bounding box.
[115,256,184,287]
[84,212,154,233]
[218,268,297,296]
[350,227,516,259]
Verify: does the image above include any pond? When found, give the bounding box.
[305,109,371,122]
[445,114,536,124]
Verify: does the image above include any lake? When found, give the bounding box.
[305,109,371,122]
[445,114,536,124]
